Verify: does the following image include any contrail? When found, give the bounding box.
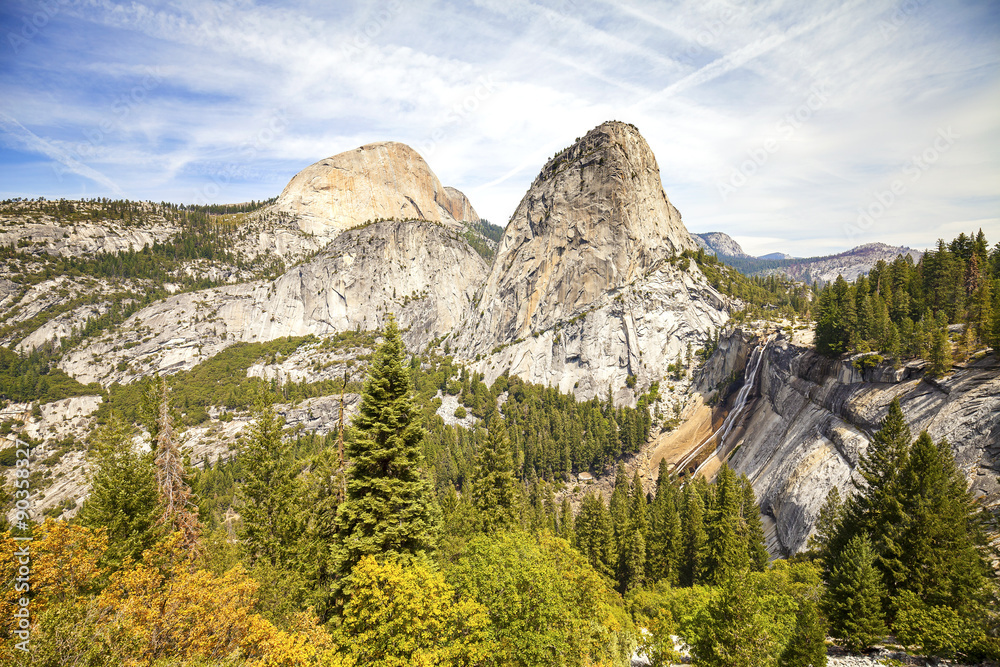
[631,0,867,111]
[0,111,124,195]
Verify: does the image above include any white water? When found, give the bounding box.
[675,334,774,476]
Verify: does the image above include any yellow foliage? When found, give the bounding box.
[338,555,494,666]
[97,536,343,666]
[0,520,107,625]
[2,522,344,666]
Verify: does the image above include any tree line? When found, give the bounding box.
[814,230,1000,367]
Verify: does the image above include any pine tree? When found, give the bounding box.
[833,398,909,595]
[647,460,682,584]
[471,413,519,535]
[558,497,574,543]
[824,533,886,653]
[617,523,646,593]
[296,446,343,622]
[609,463,631,552]
[78,413,160,569]
[680,482,708,586]
[237,391,296,568]
[896,432,989,617]
[334,316,440,594]
[929,321,951,376]
[705,465,748,584]
[739,474,769,571]
[992,278,1000,351]
[693,572,778,666]
[630,471,648,536]
[152,378,200,550]
[807,486,843,568]
[575,490,616,577]
[778,599,828,667]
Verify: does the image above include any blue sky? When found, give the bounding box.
[1,0,998,257]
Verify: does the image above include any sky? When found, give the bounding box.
[1,0,998,257]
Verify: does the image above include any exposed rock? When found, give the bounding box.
[275,141,479,238]
[758,251,793,260]
[455,121,716,404]
[59,220,489,385]
[0,219,178,258]
[693,232,752,259]
[21,395,103,444]
[708,330,1000,556]
[462,121,698,351]
[465,261,729,405]
[435,392,480,429]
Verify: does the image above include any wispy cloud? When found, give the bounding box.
[0,112,123,194]
[0,0,996,253]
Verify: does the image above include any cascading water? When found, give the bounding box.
[675,334,774,475]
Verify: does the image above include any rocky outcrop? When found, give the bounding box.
[0,218,178,257]
[466,261,729,405]
[693,232,752,259]
[463,121,697,350]
[708,331,1000,556]
[454,121,715,403]
[59,220,490,385]
[275,142,479,238]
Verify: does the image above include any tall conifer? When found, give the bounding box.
[238,391,296,568]
[825,533,886,652]
[896,432,989,616]
[334,316,440,594]
[471,412,519,535]
[680,482,708,586]
[78,413,159,569]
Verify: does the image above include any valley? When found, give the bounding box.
[1,119,998,665]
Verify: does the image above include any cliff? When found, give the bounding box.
[699,329,1000,556]
[455,121,721,404]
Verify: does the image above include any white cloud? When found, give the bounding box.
[0,0,996,253]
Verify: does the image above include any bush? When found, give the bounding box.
[894,590,987,661]
[453,406,467,419]
[692,573,780,667]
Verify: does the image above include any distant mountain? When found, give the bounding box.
[759,252,793,260]
[692,232,753,259]
[772,242,922,284]
[716,242,923,284]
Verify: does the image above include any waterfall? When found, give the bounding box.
[676,334,774,475]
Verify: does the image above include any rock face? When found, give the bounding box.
[455,121,722,404]
[275,142,479,238]
[693,232,752,259]
[706,330,1000,556]
[60,220,489,385]
[0,220,178,257]
[467,262,729,405]
[461,121,699,348]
